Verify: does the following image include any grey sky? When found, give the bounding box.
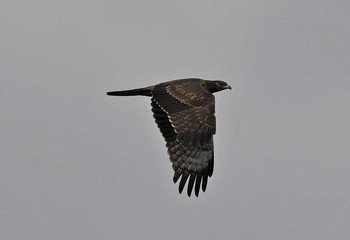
[1,0,350,239]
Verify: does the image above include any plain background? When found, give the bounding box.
[1,0,350,239]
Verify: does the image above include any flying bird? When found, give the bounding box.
[107,78,231,197]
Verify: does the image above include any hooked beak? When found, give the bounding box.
[224,84,232,90]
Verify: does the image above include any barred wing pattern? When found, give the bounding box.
[151,80,216,197]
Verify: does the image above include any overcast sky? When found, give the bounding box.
[1,0,350,239]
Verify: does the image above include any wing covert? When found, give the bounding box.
[152,79,216,147]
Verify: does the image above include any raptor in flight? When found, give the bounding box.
[107,78,231,197]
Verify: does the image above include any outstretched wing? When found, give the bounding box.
[151,79,216,197]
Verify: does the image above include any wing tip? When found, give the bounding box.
[174,173,210,197]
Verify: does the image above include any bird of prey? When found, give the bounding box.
[107,78,231,197]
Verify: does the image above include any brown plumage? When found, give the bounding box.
[107,78,231,197]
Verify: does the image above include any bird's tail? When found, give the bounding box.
[107,86,153,97]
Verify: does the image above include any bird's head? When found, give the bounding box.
[203,80,232,93]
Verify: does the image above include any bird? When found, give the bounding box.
[107,78,231,197]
